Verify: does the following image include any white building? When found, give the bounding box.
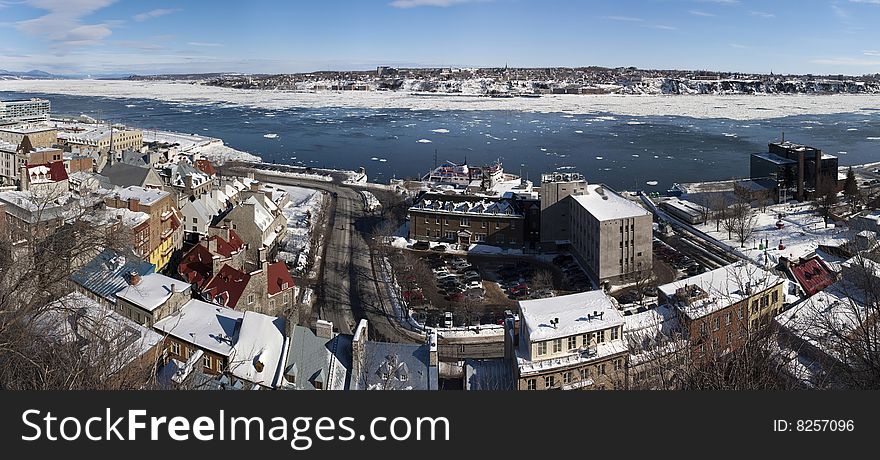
[508,291,629,390]
[0,98,50,122]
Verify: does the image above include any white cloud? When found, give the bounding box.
[16,0,118,47]
[812,57,880,66]
[863,50,880,56]
[689,10,716,17]
[134,8,181,22]
[604,16,644,22]
[188,42,224,47]
[389,0,490,8]
[749,10,776,19]
[697,0,740,4]
[729,43,749,49]
[850,0,880,4]
[645,24,678,30]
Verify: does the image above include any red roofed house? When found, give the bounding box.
[194,159,217,177]
[178,227,248,289]
[786,255,837,297]
[21,160,69,195]
[198,253,295,316]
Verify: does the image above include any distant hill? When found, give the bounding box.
[0,69,64,80]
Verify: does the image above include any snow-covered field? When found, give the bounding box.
[696,202,849,267]
[140,129,261,164]
[275,185,326,274]
[4,79,880,120]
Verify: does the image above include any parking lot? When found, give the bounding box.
[389,249,595,328]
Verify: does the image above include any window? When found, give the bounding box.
[699,322,707,335]
[568,336,577,350]
[580,368,589,381]
[713,317,721,331]
[203,355,211,370]
[247,294,255,305]
[610,327,619,341]
[598,364,606,375]
[772,289,779,304]
[170,342,180,355]
[738,306,745,319]
[527,379,536,390]
[751,300,759,314]
[582,333,589,346]
[614,359,622,371]
[726,330,733,345]
[193,217,198,224]
[563,372,572,385]
[544,375,555,389]
[192,226,197,232]
[481,221,486,228]
[475,234,486,243]
[725,312,732,325]
[460,218,469,227]
[537,342,547,355]
[596,330,605,343]
[553,339,562,353]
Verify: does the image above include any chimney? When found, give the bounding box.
[129,198,140,212]
[250,180,260,192]
[185,174,194,189]
[316,319,334,339]
[352,319,369,385]
[427,329,438,367]
[258,245,268,265]
[170,283,176,293]
[207,236,218,254]
[128,272,141,286]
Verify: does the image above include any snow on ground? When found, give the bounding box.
[695,201,849,267]
[5,79,880,120]
[255,168,333,182]
[274,184,326,275]
[142,129,261,164]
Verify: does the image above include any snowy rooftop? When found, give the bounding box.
[244,195,275,232]
[107,185,168,206]
[519,291,623,342]
[776,276,870,363]
[115,273,190,312]
[659,261,785,320]
[228,311,287,388]
[570,185,650,221]
[153,299,244,357]
[38,292,163,373]
[411,195,522,217]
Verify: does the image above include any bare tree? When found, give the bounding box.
[708,193,729,233]
[721,200,757,247]
[813,178,839,227]
[0,188,160,389]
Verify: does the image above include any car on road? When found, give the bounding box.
[431,244,447,252]
[443,311,453,328]
[412,241,430,251]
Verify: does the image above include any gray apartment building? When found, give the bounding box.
[568,185,653,286]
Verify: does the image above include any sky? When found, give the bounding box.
[2,0,880,76]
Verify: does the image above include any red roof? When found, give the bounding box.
[790,256,835,297]
[203,264,250,308]
[178,244,214,289]
[195,159,216,177]
[209,229,246,258]
[26,160,68,183]
[267,261,295,296]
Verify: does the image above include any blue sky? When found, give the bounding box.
[2,0,880,75]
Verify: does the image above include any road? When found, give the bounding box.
[219,164,421,343]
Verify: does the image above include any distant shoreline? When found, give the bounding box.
[3,79,880,121]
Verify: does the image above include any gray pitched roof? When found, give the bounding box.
[70,248,155,304]
[100,162,154,188]
[284,325,352,390]
[362,341,437,390]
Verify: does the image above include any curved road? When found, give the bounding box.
[219,164,421,343]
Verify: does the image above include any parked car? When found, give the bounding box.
[443,311,453,328]
[465,280,483,291]
[431,244,447,252]
[412,241,430,251]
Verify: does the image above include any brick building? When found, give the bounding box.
[408,193,526,248]
[658,261,786,363]
[104,186,183,272]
